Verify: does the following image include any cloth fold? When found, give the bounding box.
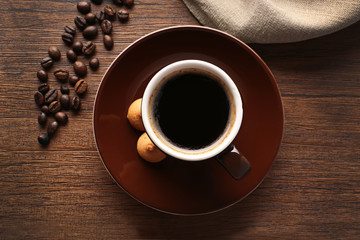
[182,0,360,43]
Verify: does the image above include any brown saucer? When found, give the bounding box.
[93,26,284,215]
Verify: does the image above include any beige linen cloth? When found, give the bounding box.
[182,0,360,43]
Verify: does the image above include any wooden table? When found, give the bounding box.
[1,0,359,239]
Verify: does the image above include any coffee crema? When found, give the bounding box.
[153,70,230,149]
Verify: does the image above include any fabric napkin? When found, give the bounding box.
[182,0,360,43]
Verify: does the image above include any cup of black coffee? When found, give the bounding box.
[142,60,251,180]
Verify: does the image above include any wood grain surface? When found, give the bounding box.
[0,0,359,239]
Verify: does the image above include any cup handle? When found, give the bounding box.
[216,144,251,180]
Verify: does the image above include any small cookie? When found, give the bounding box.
[127,98,145,131]
[137,132,166,163]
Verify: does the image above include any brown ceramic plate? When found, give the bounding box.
[93,26,284,215]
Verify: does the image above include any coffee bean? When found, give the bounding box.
[41,105,50,114]
[74,16,87,30]
[44,89,58,104]
[60,84,70,94]
[49,101,62,114]
[71,96,81,111]
[69,75,79,86]
[47,121,59,136]
[124,0,134,8]
[89,57,99,70]
[77,1,91,14]
[92,0,103,5]
[73,61,87,77]
[82,41,96,56]
[38,112,47,125]
[112,0,123,5]
[118,10,129,22]
[48,46,61,61]
[85,12,96,25]
[37,70,48,82]
[38,83,49,94]
[55,112,68,125]
[83,26,98,39]
[62,32,74,45]
[54,69,69,83]
[75,79,88,95]
[34,92,45,106]
[64,25,76,35]
[67,50,77,62]
[72,41,83,54]
[104,5,116,21]
[60,94,70,109]
[38,133,50,145]
[41,57,53,69]
[101,19,112,34]
[103,35,113,50]
[96,11,105,23]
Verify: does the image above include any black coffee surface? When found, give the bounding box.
[155,72,230,149]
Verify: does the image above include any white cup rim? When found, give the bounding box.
[142,59,243,161]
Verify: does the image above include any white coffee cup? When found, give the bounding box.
[142,60,250,179]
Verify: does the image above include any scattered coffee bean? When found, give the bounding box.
[38,83,50,94]
[38,133,50,145]
[96,11,105,23]
[60,84,70,94]
[67,49,77,62]
[83,26,98,39]
[48,46,61,61]
[104,5,116,21]
[71,96,81,111]
[69,75,79,86]
[60,94,71,109]
[34,92,45,106]
[85,12,96,25]
[74,16,87,30]
[35,0,140,146]
[54,69,69,83]
[82,41,96,56]
[38,112,47,125]
[92,0,103,5]
[124,0,134,8]
[44,89,58,104]
[77,1,91,14]
[35,1,139,145]
[47,121,59,136]
[62,32,74,45]
[41,105,50,114]
[73,61,87,76]
[75,79,88,95]
[112,0,123,5]
[55,112,68,125]
[89,57,99,70]
[37,70,48,82]
[118,10,129,22]
[41,57,53,69]
[72,41,83,54]
[64,25,76,35]
[49,101,62,114]
[101,19,112,34]
[103,34,113,50]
